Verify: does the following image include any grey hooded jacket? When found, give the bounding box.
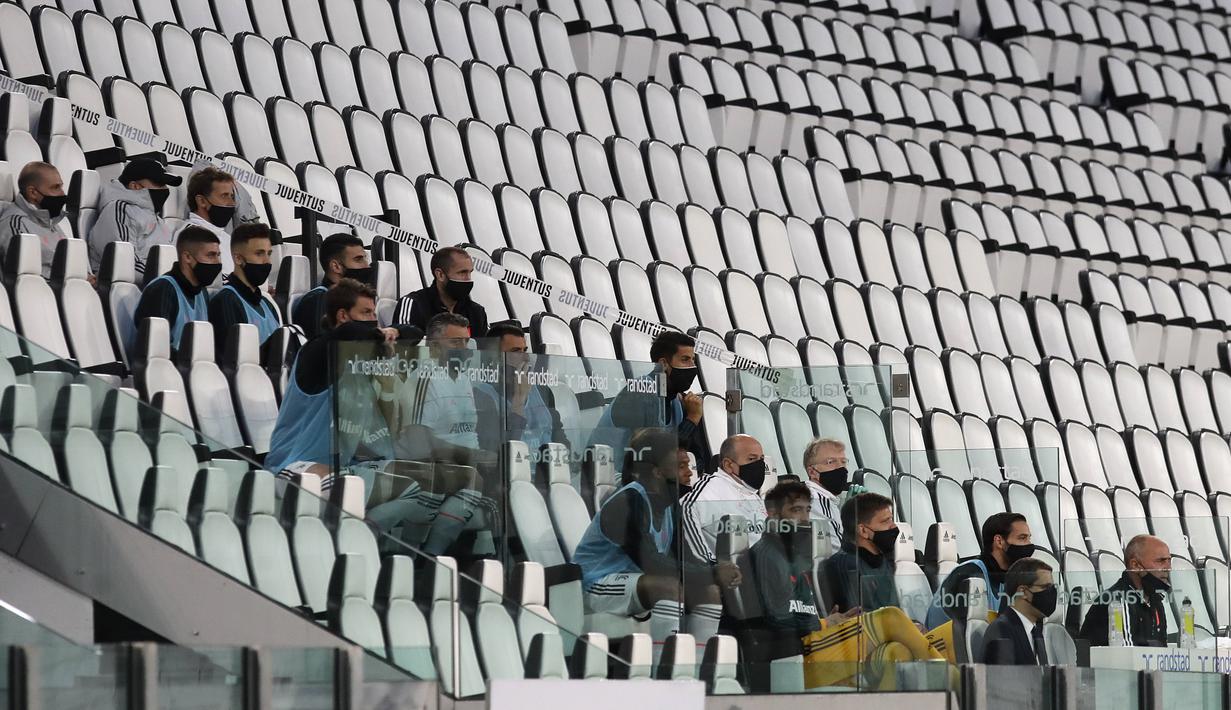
[89,179,177,276]
[0,194,68,278]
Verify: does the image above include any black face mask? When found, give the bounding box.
[241,262,272,287]
[148,188,169,215]
[734,458,766,491]
[444,278,474,301]
[816,466,849,496]
[666,365,698,397]
[1006,542,1035,564]
[37,192,67,219]
[206,203,235,228]
[871,526,900,556]
[342,265,373,285]
[1030,586,1058,617]
[1141,571,1170,595]
[781,520,812,562]
[191,261,223,287]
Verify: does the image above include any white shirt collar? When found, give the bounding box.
[1012,607,1038,652]
[806,479,839,501]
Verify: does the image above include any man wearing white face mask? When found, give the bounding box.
[88,158,180,275]
[0,161,69,278]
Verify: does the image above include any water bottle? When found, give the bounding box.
[1181,598,1196,650]
[1108,599,1127,647]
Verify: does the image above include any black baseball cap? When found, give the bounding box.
[118,159,182,187]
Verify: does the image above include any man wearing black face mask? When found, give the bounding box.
[89,158,180,276]
[178,167,238,278]
[133,226,221,353]
[928,512,1034,629]
[208,223,281,360]
[802,438,867,553]
[292,234,372,340]
[0,161,70,279]
[472,321,570,454]
[590,331,711,480]
[394,246,488,337]
[1079,535,1171,648]
[983,558,1057,665]
[681,434,769,564]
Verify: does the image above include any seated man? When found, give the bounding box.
[681,433,769,565]
[89,157,180,276]
[0,161,68,277]
[590,331,709,479]
[266,278,418,478]
[394,245,487,337]
[389,312,499,558]
[292,233,371,340]
[801,437,864,552]
[927,512,1033,629]
[1078,534,1171,647]
[982,558,1057,665]
[177,167,238,273]
[813,493,945,689]
[207,222,281,359]
[573,428,735,670]
[746,481,857,638]
[133,226,220,352]
[472,321,570,454]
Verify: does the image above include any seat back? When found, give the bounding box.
[505,441,566,566]
[8,234,70,359]
[426,556,485,697]
[179,322,245,447]
[1,384,58,481]
[138,465,195,552]
[582,443,616,514]
[99,241,142,368]
[280,473,336,613]
[99,388,154,522]
[1043,621,1077,665]
[326,474,380,602]
[134,317,185,400]
[513,561,567,662]
[545,442,591,559]
[327,553,385,653]
[468,559,525,680]
[52,384,119,513]
[53,238,118,368]
[893,522,932,624]
[375,555,435,678]
[225,323,278,453]
[235,469,301,607]
[187,466,251,584]
[701,635,744,695]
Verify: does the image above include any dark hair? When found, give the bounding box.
[1004,558,1053,597]
[430,246,470,276]
[765,481,811,514]
[186,167,234,209]
[839,492,893,543]
[176,225,221,253]
[230,222,271,249]
[981,512,1028,554]
[17,161,57,195]
[486,321,525,342]
[427,312,470,340]
[621,428,679,484]
[319,233,365,270]
[324,278,377,328]
[650,331,695,364]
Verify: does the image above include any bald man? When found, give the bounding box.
[0,161,69,277]
[681,434,769,563]
[1078,535,1171,647]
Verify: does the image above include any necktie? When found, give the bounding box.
[1032,622,1049,665]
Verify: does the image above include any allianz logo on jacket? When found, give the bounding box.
[789,600,817,615]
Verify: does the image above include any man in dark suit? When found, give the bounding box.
[982,558,1058,665]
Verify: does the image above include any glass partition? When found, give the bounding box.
[0,601,128,709]
[267,648,336,710]
[157,646,244,708]
[0,325,625,699]
[1160,670,1225,707]
[983,664,1052,709]
[1073,667,1140,710]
